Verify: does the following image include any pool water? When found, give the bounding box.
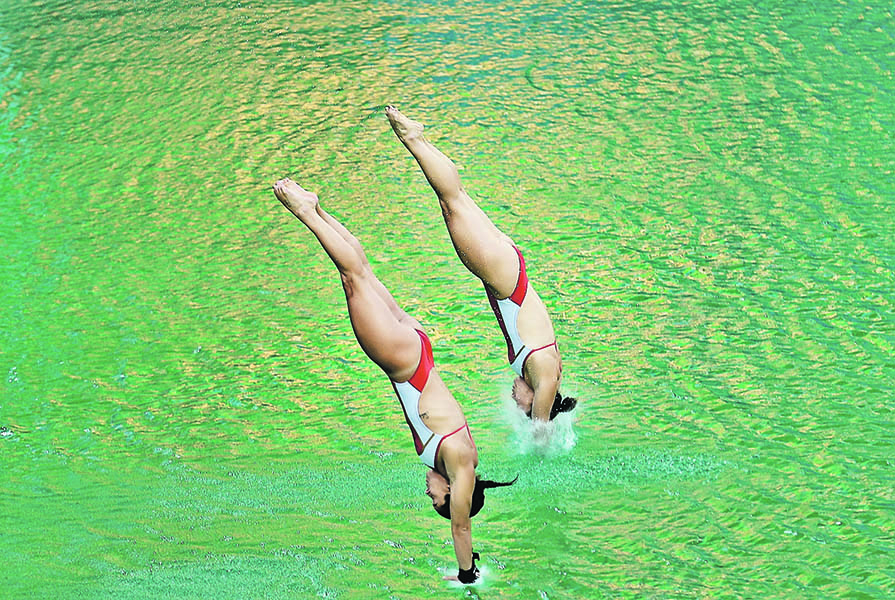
[2,1,893,598]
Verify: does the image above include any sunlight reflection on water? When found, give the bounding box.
[2,0,894,597]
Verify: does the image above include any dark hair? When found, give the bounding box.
[434,475,519,520]
[550,392,577,420]
[524,392,578,420]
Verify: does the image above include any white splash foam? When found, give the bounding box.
[499,383,577,456]
[441,564,492,588]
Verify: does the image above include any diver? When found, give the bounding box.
[386,106,577,423]
[271,178,515,584]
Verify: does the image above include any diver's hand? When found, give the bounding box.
[444,551,480,584]
[443,568,479,584]
[457,565,480,584]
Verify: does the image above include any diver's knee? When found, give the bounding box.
[339,268,368,297]
[438,190,473,218]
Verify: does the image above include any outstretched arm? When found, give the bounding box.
[531,380,558,422]
[526,354,562,422]
[449,470,475,573]
[441,447,477,580]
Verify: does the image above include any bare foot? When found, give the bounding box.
[272,178,319,220]
[385,105,424,143]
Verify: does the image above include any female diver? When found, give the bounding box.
[271,178,514,583]
[385,107,577,423]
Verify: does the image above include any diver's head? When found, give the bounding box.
[427,470,519,520]
[512,376,577,420]
[425,469,451,513]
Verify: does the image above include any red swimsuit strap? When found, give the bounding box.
[434,421,476,464]
[406,329,434,392]
[520,340,559,375]
[442,422,469,440]
[508,246,528,305]
[529,341,557,354]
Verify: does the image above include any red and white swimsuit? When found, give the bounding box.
[391,329,474,469]
[485,246,557,377]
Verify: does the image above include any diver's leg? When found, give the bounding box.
[386,106,520,298]
[316,205,408,322]
[273,178,420,380]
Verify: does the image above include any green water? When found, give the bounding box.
[2,0,893,597]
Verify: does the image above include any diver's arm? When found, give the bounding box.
[450,467,475,570]
[443,451,476,573]
[526,343,562,422]
[530,376,559,421]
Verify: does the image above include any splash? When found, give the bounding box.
[442,564,492,590]
[500,384,577,456]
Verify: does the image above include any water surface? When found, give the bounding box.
[2,0,893,597]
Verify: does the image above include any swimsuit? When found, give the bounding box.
[391,329,474,469]
[485,246,558,377]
